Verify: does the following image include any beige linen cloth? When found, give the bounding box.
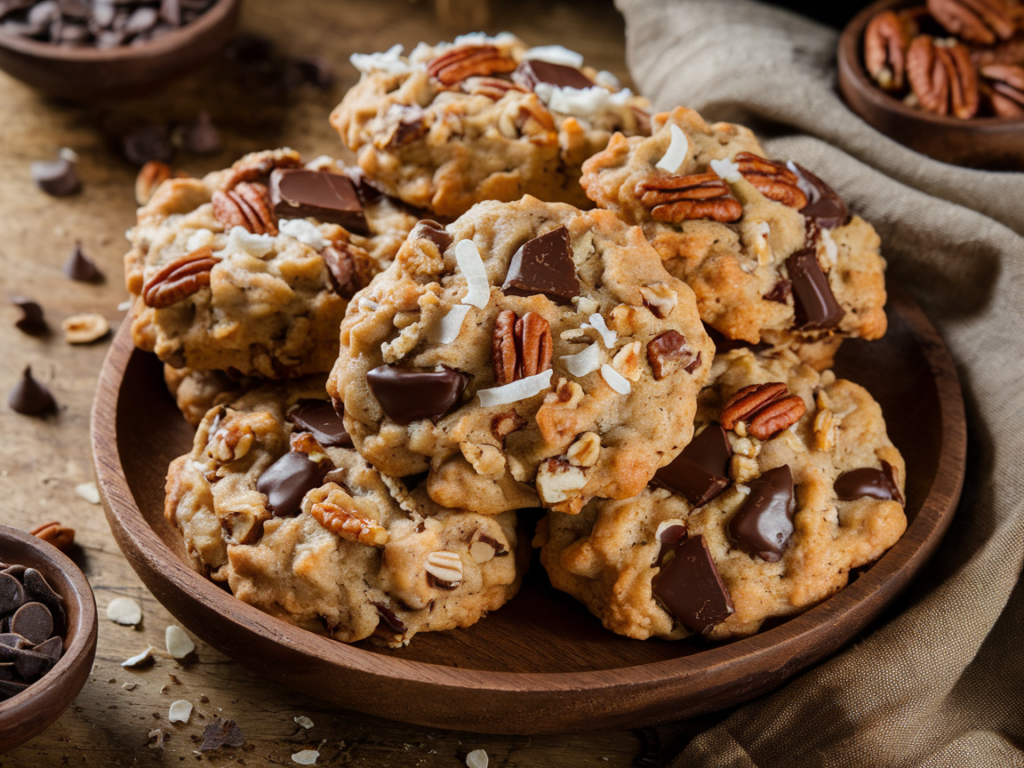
[612,1,1024,765]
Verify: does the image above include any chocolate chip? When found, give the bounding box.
[122,124,173,167]
[200,718,246,752]
[0,663,17,681]
[0,573,24,616]
[22,568,63,612]
[8,366,56,416]
[365,365,468,426]
[413,219,452,253]
[269,169,368,235]
[31,156,80,197]
[372,601,407,635]
[786,249,844,331]
[10,602,53,645]
[512,59,593,91]
[792,163,849,230]
[11,295,47,335]
[256,451,329,518]
[0,634,30,650]
[64,241,103,282]
[288,400,352,448]
[33,635,62,662]
[13,647,52,680]
[835,460,904,506]
[181,112,221,155]
[501,226,580,306]
[652,534,733,634]
[763,279,792,304]
[653,423,733,507]
[728,465,795,562]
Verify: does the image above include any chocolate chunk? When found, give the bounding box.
[181,112,221,155]
[835,460,904,506]
[64,241,103,282]
[653,423,732,507]
[0,679,29,702]
[269,169,368,235]
[365,365,468,425]
[122,124,173,166]
[512,59,593,91]
[647,330,699,380]
[200,718,246,752]
[792,163,850,230]
[0,573,24,616]
[763,279,792,304]
[501,226,580,306]
[8,366,56,416]
[288,399,352,448]
[10,602,53,645]
[728,465,795,562]
[31,157,80,197]
[652,534,733,634]
[343,167,384,205]
[786,249,844,331]
[322,244,358,298]
[13,647,52,681]
[22,568,65,636]
[11,295,47,335]
[159,0,180,26]
[372,601,407,634]
[380,103,428,150]
[0,663,17,681]
[413,219,452,253]
[33,635,62,662]
[256,451,329,518]
[0,634,30,650]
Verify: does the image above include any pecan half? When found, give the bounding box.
[31,521,75,553]
[748,395,807,439]
[721,382,788,430]
[647,331,700,380]
[135,160,174,205]
[462,76,527,100]
[865,10,914,91]
[907,36,980,118]
[427,45,518,87]
[142,247,220,309]
[212,181,278,235]
[492,309,553,386]
[310,499,389,547]
[981,63,1024,115]
[927,0,1017,45]
[636,172,743,223]
[734,153,808,209]
[972,37,1024,67]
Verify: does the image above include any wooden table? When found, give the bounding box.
[0,0,730,764]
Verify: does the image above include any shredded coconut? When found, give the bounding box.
[582,313,616,348]
[279,219,329,250]
[561,344,603,377]
[107,597,142,626]
[523,45,584,67]
[185,228,215,253]
[294,716,314,730]
[350,44,411,76]
[121,646,154,668]
[594,70,621,90]
[656,124,689,173]
[710,158,741,183]
[165,625,196,659]
[820,228,838,266]
[477,369,554,407]
[600,364,631,394]
[534,82,633,118]
[292,750,320,765]
[455,239,490,309]
[432,304,471,344]
[75,481,100,505]
[213,226,275,259]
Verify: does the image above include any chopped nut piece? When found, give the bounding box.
[566,432,601,468]
[612,341,643,381]
[460,442,506,476]
[122,646,154,668]
[425,551,463,589]
[730,455,760,484]
[135,161,173,206]
[470,540,496,563]
[466,749,489,768]
[813,405,836,452]
[75,482,100,504]
[30,521,75,552]
[308,484,389,547]
[536,457,587,507]
[639,283,677,319]
[62,312,109,344]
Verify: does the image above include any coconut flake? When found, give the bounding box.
[292,750,320,765]
[279,219,329,250]
[582,313,616,348]
[534,83,633,118]
[735,484,751,496]
[477,369,554,408]
[75,481,100,504]
[121,646,154,668]
[304,155,336,171]
[524,45,584,67]
[561,344,603,377]
[107,597,142,626]
[165,625,196,659]
[820,228,838,266]
[117,300,132,311]
[452,31,517,48]
[432,304,471,344]
[466,749,489,768]
[455,239,490,309]
[656,125,689,173]
[350,44,411,76]
[594,70,621,89]
[214,226,275,259]
[185,228,215,253]
[294,716,314,730]
[600,364,631,394]
[710,158,741,183]
[168,700,193,724]
[59,147,80,164]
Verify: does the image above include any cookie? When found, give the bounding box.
[164,378,521,647]
[125,149,420,378]
[538,347,907,641]
[327,196,714,516]
[331,35,650,217]
[580,107,888,359]
[163,365,260,428]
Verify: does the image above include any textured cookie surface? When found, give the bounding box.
[332,35,649,217]
[125,149,419,378]
[328,196,714,516]
[539,347,907,641]
[581,107,887,352]
[164,378,520,647]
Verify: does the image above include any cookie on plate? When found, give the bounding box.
[125,149,420,378]
[328,196,714,516]
[165,378,521,647]
[580,107,888,364]
[331,34,650,217]
[537,347,906,641]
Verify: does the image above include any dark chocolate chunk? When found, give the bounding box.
[835,460,904,506]
[10,602,53,645]
[8,366,56,416]
[122,124,173,166]
[64,241,103,282]
[0,679,29,702]
[0,634,30,650]
[728,465,795,562]
[200,718,246,752]
[792,163,850,230]
[31,156,80,197]
[13,647,52,681]
[181,112,221,155]
[501,226,580,306]
[372,601,407,634]
[413,219,452,253]
[652,534,734,634]
[763,279,792,304]
[22,568,64,635]
[288,399,352,448]
[322,245,357,298]
[269,169,368,235]
[365,365,468,426]
[647,330,699,380]
[512,59,593,91]
[159,0,180,26]
[11,295,47,335]
[0,663,17,682]
[33,635,62,662]
[786,249,844,331]
[653,424,732,507]
[343,167,384,205]
[256,451,329,518]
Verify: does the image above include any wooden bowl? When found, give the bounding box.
[838,0,1024,170]
[0,0,241,102]
[0,525,98,753]
[91,283,965,735]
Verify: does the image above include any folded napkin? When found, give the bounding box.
[613,1,1024,765]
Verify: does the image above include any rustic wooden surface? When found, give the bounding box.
[0,0,723,764]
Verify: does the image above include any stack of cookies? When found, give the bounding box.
[123,33,907,647]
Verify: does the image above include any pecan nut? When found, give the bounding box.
[212,181,278,235]
[907,35,980,118]
[310,498,389,547]
[492,309,553,386]
[424,551,464,590]
[927,0,1017,46]
[322,241,373,299]
[864,10,914,91]
[30,521,75,553]
[427,45,518,87]
[748,395,807,440]
[142,247,220,309]
[636,172,743,223]
[491,409,527,441]
[462,76,528,100]
[981,63,1024,116]
[720,382,789,430]
[135,160,174,205]
[647,331,701,380]
[734,152,808,209]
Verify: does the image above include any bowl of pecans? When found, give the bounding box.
[838,0,1024,169]
[0,524,97,753]
[0,0,241,101]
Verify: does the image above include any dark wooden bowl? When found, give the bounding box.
[0,525,98,753]
[838,0,1024,170]
[91,283,965,735]
[0,0,240,102]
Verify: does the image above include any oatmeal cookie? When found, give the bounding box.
[327,196,714,516]
[125,149,420,378]
[331,35,650,217]
[164,365,260,428]
[538,347,906,641]
[164,378,521,647]
[580,107,888,358]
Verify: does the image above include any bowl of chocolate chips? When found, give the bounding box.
[0,524,97,753]
[0,0,241,101]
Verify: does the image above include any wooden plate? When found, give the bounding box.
[91,283,965,735]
